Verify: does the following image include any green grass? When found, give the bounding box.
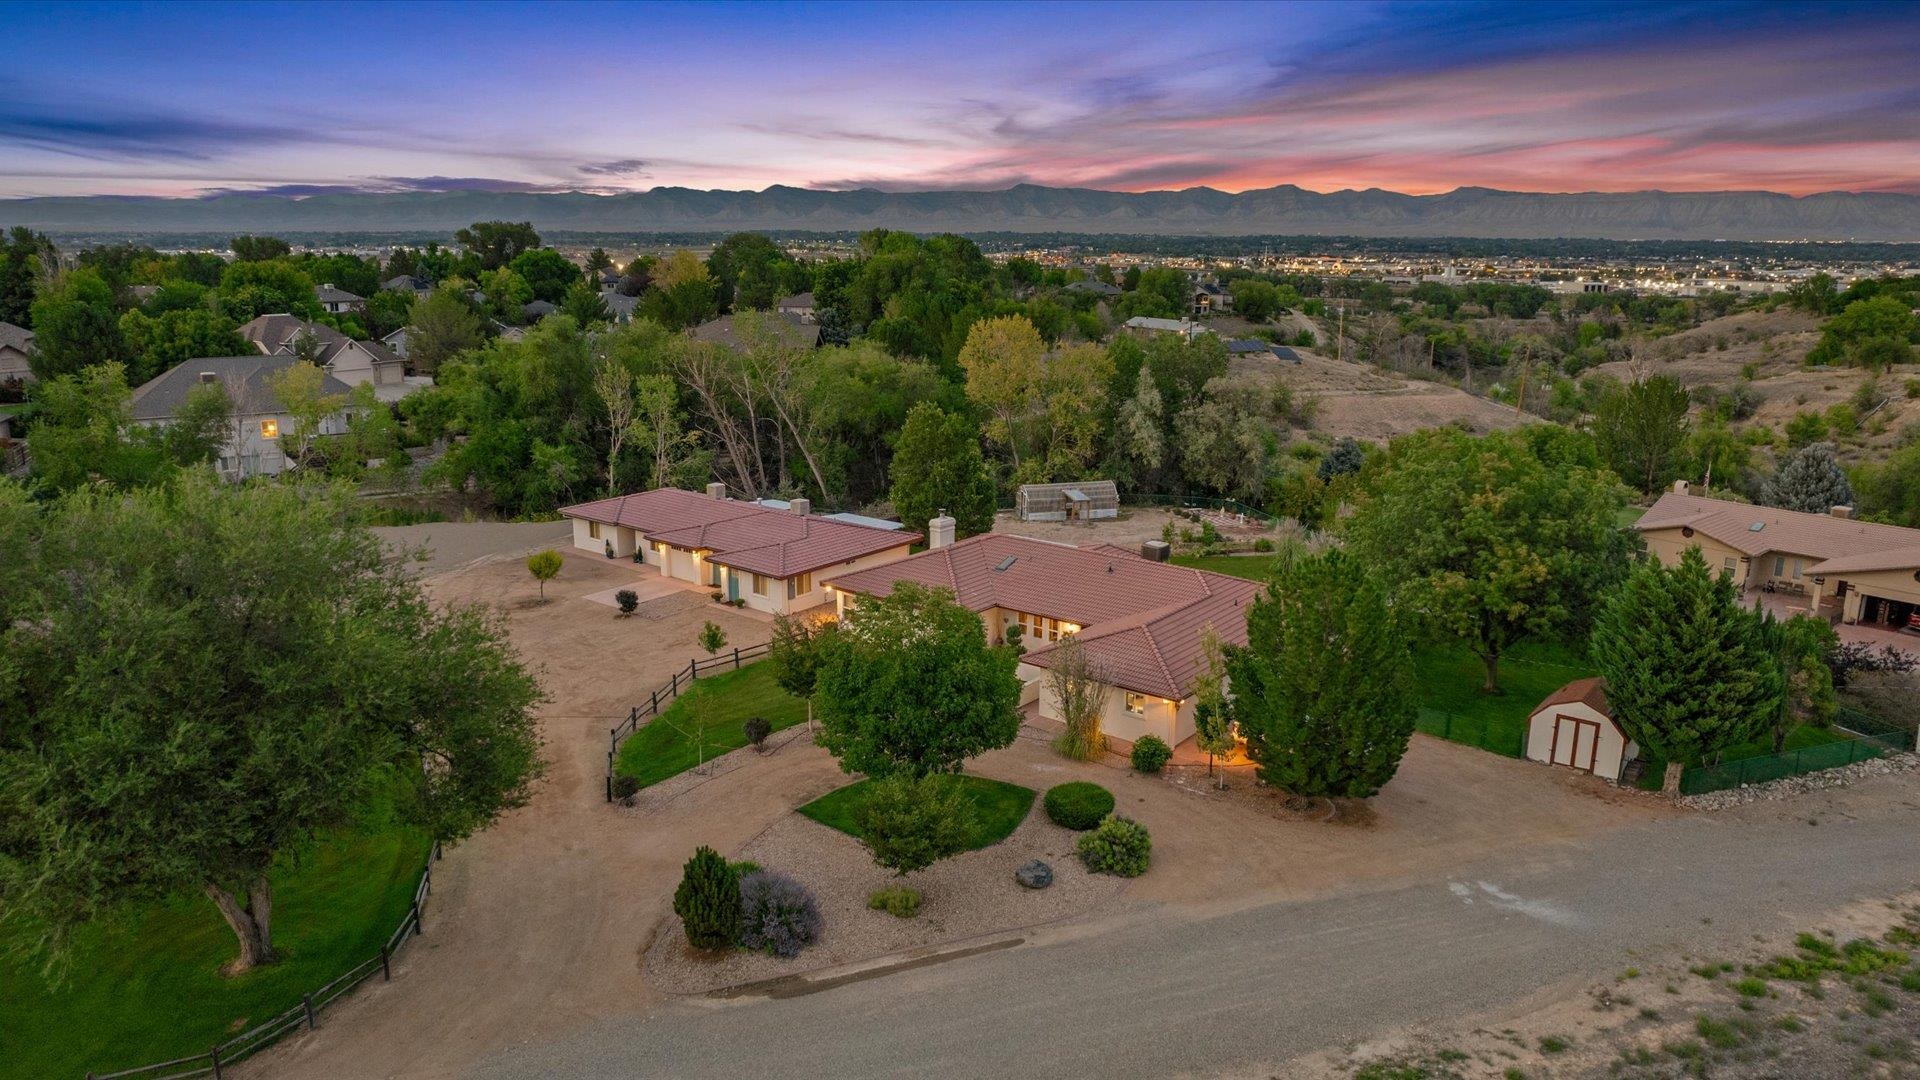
[1636,723,1856,790]
[799,774,1037,851]
[1170,553,1278,581]
[3,823,429,1080]
[1615,505,1648,528]
[614,661,807,788]
[1411,640,1592,757]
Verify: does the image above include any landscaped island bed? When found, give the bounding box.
[2,823,428,1080]
[614,661,804,789]
[798,774,1037,852]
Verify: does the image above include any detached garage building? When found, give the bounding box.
[1526,678,1637,781]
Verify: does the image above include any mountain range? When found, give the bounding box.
[6,184,1920,241]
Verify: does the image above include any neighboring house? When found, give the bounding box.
[826,528,1260,751]
[1016,480,1120,522]
[1637,484,1920,633]
[600,289,640,324]
[382,274,430,296]
[0,321,35,384]
[776,292,817,322]
[690,311,822,351]
[599,268,624,291]
[493,321,526,343]
[239,314,414,399]
[1065,279,1121,298]
[1526,678,1636,781]
[559,485,921,617]
[1122,316,1204,341]
[314,283,366,314]
[381,326,413,360]
[1193,281,1231,315]
[523,299,559,320]
[131,355,353,479]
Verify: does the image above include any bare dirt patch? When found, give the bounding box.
[1252,351,1537,443]
[642,807,1125,995]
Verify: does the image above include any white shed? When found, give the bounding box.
[1525,677,1637,781]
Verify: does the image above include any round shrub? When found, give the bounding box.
[737,870,822,958]
[1130,734,1172,774]
[867,885,922,919]
[1253,537,1275,552]
[743,716,772,749]
[611,774,640,804]
[615,589,639,616]
[1043,782,1116,830]
[1076,815,1151,878]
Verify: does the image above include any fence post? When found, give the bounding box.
[381,943,391,981]
[412,901,423,936]
[304,992,317,1030]
[210,1045,223,1080]
[733,646,741,670]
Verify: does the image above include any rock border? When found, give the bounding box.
[1679,751,1919,811]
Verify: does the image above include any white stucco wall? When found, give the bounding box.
[1526,700,1636,780]
[1031,669,1186,750]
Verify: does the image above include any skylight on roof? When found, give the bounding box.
[1749,522,1766,532]
[994,555,1017,571]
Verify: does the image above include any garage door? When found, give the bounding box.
[1549,714,1601,772]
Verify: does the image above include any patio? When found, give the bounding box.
[1753,590,1920,657]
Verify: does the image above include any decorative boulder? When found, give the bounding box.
[1014,859,1054,889]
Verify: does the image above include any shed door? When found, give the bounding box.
[1550,714,1602,773]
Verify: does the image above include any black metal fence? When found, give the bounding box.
[605,642,772,801]
[86,841,444,1080]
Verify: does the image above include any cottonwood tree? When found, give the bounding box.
[1763,442,1854,514]
[888,403,997,538]
[815,583,1021,778]
[1227,547,1416,799]
[405,289,486,375]
[1590,548,1785,791]
[1045,634,1106,762]
[958,314,1046,472]
[1592,374,1691,494]
[1342,428,1630,693]
[0,477,544,973]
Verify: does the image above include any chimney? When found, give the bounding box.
[790,497,811,517]
[1831,505,1854,519]
[322,282,333,290]
[928,512,956,550]
[1672,480,1690,495]
[706,482,727,501]
[198,371,217,383]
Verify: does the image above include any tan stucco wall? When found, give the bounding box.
[570,518,640,559]
[1031,670,1186,749]
[1837,567,1920,622]
[1640,527,1751,586]
[1526,700,1636,780]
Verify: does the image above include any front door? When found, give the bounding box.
[727,570,740,602]
[1550,714,1601,772]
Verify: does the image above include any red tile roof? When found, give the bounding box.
[824,533,1260,699]
[1637,493,1920,568]
[561,488,918,578]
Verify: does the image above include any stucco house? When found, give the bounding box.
[314,283,366,314]
[826,528,1259,751]
[1525,677,1636,780]
[776,292,817,323]
[132,355,353,479]
[1637,483,1920,634]
[239,314,417,400]
[0,321,35,385]
[559,485,920,616]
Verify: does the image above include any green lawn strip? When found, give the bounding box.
[3,823,429,1080]
[1411,640,1592,757]
[1615,505,1648,528]
[1170,553,1278,581]
[614,661,806,788]
[799,775,1037,851]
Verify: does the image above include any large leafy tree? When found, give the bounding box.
[957,314,1045,472]
[229,234,292,262]
[454,221,541,270]
[509,247,582,304]
[405,288,487,375]
[117,307,247,385]
[1762,441,1854,514]
[1591,375,1691,494]
[815,583,1021,778]
[0,476,544,972]
[24,364,172,492]
[0,226,54,327]
[888,402,996,538]
[1590,548,1784,790]
[27,269,127,382]
[1228,547,1417,799]
[1343,427,1631,693]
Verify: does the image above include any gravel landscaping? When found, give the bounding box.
[1680,751,1920,811]
[643,805,1128,994]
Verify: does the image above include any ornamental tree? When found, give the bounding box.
[851,775,974,876]
[1227,547,1417,799]
[1762,442,1854,514]
[526,549,563,599]
[814,582,1021,778]
[671,846,740,950]
[1342,427,1631,693]
[0,476,544,973]
[1590,548,1785,790]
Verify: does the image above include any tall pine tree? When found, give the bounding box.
[1590,548,1785,790]
[1227,548,1416,799]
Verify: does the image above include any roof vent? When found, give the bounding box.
[994,555,1016,572]
[198,371,217,383]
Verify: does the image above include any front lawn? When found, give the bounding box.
[614,661,807,789]
[1411,640,1593,757]
[3,823,429,1080]
[1171,553,1277,581]
[799,775,1036,851]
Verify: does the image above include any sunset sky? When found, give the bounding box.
[3,0,1918,199]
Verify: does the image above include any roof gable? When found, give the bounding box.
[1637,492,1920,565]
[560,488,918,577]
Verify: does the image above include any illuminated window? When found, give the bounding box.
[788,571,813,599]
[1124,692,1146,716]
[588,521,602,540]
[259,418,279,439]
